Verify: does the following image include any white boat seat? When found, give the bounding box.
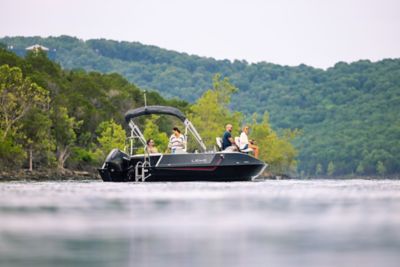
[216,137,223,151]
[172,147,187,154]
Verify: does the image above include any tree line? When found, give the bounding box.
[2,36,399,176]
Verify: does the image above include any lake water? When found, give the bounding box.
[0,179,399,267]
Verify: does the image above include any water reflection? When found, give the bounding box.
[0,180,399,267]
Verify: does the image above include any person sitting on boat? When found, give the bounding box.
[168,127,185,153]
[240,126,260,158]
[222,124,238,151]
[146,138,158,154]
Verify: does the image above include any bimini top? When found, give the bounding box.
[125,105,187,123]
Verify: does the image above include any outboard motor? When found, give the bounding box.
[98,149,130,182]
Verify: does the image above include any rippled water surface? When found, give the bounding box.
[0,179,399,267]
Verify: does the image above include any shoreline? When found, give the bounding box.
[0,169,100,182]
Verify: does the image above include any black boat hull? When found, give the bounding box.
[98,149,266,182]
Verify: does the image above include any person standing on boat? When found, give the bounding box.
[222,124,238,151]
[240,126,260,158]
[168,127,185,153]
[146,139,158,154]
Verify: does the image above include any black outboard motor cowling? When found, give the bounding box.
[98,149,130,182]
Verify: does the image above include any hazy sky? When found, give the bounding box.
[1,0,399,68]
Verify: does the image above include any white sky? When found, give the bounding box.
[1,0,399,68]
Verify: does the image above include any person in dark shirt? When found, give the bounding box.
[222,124,238,151]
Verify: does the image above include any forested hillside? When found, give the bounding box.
[0,47,297,175]
[1,36,400,176]
[0,46,189,172]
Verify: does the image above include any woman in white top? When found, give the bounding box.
[239,126,260,158]
[168,127,185,153]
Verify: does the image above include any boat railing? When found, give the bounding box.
[184,119,207,152]
[128,120,147,155]
[127,120,152,181]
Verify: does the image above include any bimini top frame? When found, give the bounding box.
[125,105,207,154]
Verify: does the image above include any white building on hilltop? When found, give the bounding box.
[25,44,49,52]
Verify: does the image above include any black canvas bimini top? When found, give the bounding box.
[124,105,186,123]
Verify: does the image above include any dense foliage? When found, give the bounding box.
[1,36,399,176]
[0,47,189,172]
[0,48,296,175]
[189,74,298,173]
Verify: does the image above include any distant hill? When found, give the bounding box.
[2,36,399,176]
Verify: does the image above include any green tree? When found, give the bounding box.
[0,65,49,140]
[190,74,298,173]
[250,113,298,174]
[376,161,386,176]
[356,162,364,175]
[190,74,242,149]
[25,49,62,78]
[20,108,54,171]
[327,161,335,176]
[315,163,323,176]
[0,130,25,170]
[51,107,81,171]
[94,119,126,162]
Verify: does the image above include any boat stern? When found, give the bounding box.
[98,149,130,182]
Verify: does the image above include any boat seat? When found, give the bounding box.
[234,137,253,153]
[173,148,187,154]
[216,137,223,151]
